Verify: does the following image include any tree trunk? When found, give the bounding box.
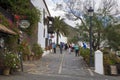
[92,31,101,51]
[96,32,101,49]
[56,30,59,45]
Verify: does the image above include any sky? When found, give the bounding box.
[45,0,80,27]
[45,0,120,43]
[45,0,120,27]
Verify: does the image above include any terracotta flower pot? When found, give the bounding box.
[23,55,28,61]
[29,55,33,61]
[3,68,10,75]
[110,65,117,75]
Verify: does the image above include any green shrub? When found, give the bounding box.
[103,53,120,65]
[103,52,120,75]
[80,47,94,65]
[32,43,43,57]
[102,48,110,54]
[3,52,20,69]
[18,40,31,56]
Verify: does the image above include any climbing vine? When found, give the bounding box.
[0,0,41,35]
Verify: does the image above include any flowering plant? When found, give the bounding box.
[3,51,20,69]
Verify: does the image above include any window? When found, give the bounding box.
[43,9,45,25]
[43,28,45,37]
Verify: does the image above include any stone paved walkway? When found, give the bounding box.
[0,49,120,80]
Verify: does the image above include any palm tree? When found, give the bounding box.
[53,16,69,45]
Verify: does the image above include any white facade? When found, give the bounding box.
[51,33,67,44]
[31,0,50,49]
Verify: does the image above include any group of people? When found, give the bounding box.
[52,42,63,54]
[68,43,79,56]
[52,42,80,56]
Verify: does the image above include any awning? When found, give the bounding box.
[0,24,17,35]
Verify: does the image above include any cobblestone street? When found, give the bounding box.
[0,48,120,80]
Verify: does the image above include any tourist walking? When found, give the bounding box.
[59,42,63,54]
[52,42,56,53]
[74,43,79,56]
[68,44,72,54]
[71,43,75,52]
[64,43,68,50]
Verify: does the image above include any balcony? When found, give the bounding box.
[48,24,54,34]
[47,16,54,34]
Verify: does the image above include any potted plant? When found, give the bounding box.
[19,40,31,61]
[3,52,20,75]
[32,43,43,60]
[104,53,120,75]
[0,53,4,75]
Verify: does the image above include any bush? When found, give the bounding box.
[102,48,110,54]
[3,52,20,69]
[32,43,43,57]
[80,47,94,66]
[103,53,120,65]
[19,40,31,56]
[103,51,120,75]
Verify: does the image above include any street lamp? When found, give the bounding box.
[15,14,30,71]
[18,31,23,72]
[19,20,30,72]
[88,7,94,67]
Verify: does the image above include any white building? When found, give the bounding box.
[31,0,52,49]
[52,33,67,44]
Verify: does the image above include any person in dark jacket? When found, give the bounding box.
[59,42,63,54]
[52,42,56,53]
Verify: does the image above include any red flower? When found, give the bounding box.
[14,15,20,20]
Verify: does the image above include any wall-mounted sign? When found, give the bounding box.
[19,20,30,29]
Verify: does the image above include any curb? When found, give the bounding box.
[42,50,50,57]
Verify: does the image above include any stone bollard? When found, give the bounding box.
[95,50,104,74]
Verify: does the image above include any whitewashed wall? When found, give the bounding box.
[51,33,67,44]
[31,0,50,49]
